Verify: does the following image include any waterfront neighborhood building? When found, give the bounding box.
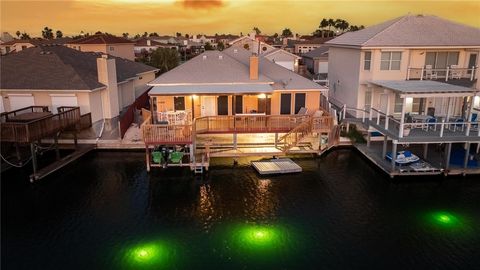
[142,47,334,171]
[291,37,333,54]
[229,33,301,72]
[0,37,72,55]
[66,34,135,61]
[302,46,329,84]
[0,45,158,122]
[327,14,480,175]
[134,37,178,58]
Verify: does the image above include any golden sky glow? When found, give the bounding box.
[1,0,479,37]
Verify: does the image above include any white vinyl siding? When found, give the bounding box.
[0,96,5,113]
[380,52,402,70]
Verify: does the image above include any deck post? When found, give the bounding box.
[233,133,237,150]
[382,135,388,158]
[445,143,452,171]
[145,146,150,172]
[445,67,449,82]
[463,142,470,169]
[367,132,371,147]
[423,144,428,159]
[465,96,474,136]
[420,67,424,80]
[470,66,475,81]
[399,97,407,138]
[30,143,38,178]
[385,93,390,130]
[274,132,278,148]
[391,142,397,171]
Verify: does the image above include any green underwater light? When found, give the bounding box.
[230,224,289,253]
[125,241,176,269]
[428,211,462,228]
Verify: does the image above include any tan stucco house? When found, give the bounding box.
[0,45,158,122]
[67,34,135,61]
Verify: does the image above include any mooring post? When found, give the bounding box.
[445,143,452,172]
[423,144,428,159]
[382,135,388,158]
[463,142,470,170]
[145,146,150,172]
[30,143,38,178]
[54,134,60,160]
[391,142,397,172]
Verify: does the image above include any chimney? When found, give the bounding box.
[249,55,258,80]
[97,55,119,119]
[147,39,151,46]
[249,32,256,40]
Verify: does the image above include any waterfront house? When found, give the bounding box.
[67,34,135,61]
[326,14,480,175]
[291,37,333,54]
[0,45,158,122]
[134,38,178,59]
[229,33,301,72]
[302,46,329,85]
[142,47,334,171]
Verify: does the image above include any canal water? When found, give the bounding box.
[2,149,480,269]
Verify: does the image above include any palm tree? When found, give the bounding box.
[20,32,31,40]
[327,18,335,37]
[253,27,261,35]
[281,28,293,38]
[336,19,350,34]
[122,33,129,38]
[42,27,54,39]
[319,18,329,38]
[148,47,180,74]
[15,30,21,38]
[56,30,63,38]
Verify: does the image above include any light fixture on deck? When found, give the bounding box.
[192,95,198,99]
[257,94,266,99]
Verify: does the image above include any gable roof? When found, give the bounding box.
[263,48,301,60]
[69,34,133,45]
[1,46,157,90]
[302,46,329,59]
[326,15,480,48]
[148,50,273,85]
[223,47,326,91]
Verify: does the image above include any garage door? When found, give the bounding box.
[0,96,4,113]
[8,94,35,111]
[51,94,78,113]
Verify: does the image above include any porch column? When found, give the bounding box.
[233,133,237,150]
[191,96,195,119]
[463,142,471,169]
[382,135,388,158]
[391,142,397,171]
[423,144,428,159]
[465,96,474,136]
[445,143,452,171]
[445,97,452,122]
[385,92,390,130]
[145,146,150,172]
[399,96,407,138]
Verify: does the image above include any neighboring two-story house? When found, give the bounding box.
[67,34,135,61]
[327,14,479,118]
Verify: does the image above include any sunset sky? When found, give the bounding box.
[1,0,479,37]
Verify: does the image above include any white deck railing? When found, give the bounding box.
[406,66,476,81]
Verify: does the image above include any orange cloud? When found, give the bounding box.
[179,0,224,9]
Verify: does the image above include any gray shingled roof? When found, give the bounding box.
[148,50,273,85]
[149,84,273,95]
[370,80,476,94]
[302,46,329,59]
[223,47,326,91]
[326,15,480,47]
[1,45,157,90]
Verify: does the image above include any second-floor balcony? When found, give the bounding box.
[407,66,477,86]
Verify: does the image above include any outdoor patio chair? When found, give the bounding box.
[425,65,438,80]
[422,117,437,131]
[470,113,478,130]
[449,65,462,79]
[451,118,465,132]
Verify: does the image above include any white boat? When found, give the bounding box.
[385,150,420,165]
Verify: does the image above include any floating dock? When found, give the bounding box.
[251,158,302,175]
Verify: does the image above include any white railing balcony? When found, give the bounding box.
[406,66,477,81]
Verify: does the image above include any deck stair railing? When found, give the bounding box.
[0,106,49,122]
[276,119,313,151]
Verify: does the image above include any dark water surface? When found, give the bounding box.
[2,150,480,269]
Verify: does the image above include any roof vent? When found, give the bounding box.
[101,54,108,59]
[218,55,223,60]
[40,51,45,55]
[45,51,52,55]
[202,55,207,60]
[233,49,238,53]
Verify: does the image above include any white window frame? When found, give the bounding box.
[381,51,402,70]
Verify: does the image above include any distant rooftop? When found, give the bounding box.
[302,46,329,59]
[326,14,480,47]
[69,34,133,45]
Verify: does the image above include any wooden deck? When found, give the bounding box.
[251,158,302,175]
